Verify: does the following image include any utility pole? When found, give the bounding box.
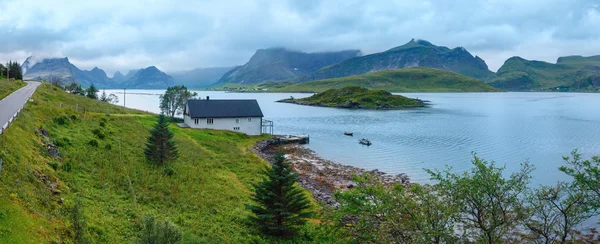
[123,88,126,107]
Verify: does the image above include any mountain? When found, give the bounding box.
[170,67,234,88]
[489,55,600,91]
[83,67,111,84]
[112,71,126,82]
[297,39,495,82]
[270,67,500,92]
[216,48,361,85]
[22,57,100,87]
[122,66,175,89]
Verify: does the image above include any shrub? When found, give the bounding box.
[53,116,68,125]
[48,161,59,170]
[104,144,112,150]
[139,215,182,244]
[162,167,175,176]
[88,140,99,147]
[92,129,106,140]
[54,137,72,147]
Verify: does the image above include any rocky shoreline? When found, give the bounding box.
[251,138,411,207]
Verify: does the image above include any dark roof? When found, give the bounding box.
[187,99,264,118]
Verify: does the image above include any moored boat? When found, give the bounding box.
[344,131,353,136]
[359,138,371,146]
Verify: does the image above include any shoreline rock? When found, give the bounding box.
[251,139,411,207]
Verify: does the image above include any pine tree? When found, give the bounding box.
[246,152,313,237]
[86,84,99,99]
[100,90,108,102]
[144,115,178,165]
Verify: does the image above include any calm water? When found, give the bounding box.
[106,90,600,186]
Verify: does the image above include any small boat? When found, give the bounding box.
[344,131,353,136]
[359,138,372,146]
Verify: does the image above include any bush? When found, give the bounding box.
[162,166,175,176]
[104,144,112,150]
[54,137,72,147]
[48,161,59,170]
[53,116,68,125]
[92,129,106,140]
[139,215,182,244]
[88,140,99,147]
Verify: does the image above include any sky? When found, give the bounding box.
[0,0,599,75]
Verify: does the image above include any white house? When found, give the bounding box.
[183,97,264,135]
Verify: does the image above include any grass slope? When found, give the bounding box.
[273,67,500,93]
[280,86,425,109]
[0,83,303,242]
[490,56,600,92]
[0,79,26,100]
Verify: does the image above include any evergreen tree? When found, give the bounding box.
[86,84,99,99]
[144,115,178,165]
[7,60,23,80]
[246,152,313,237]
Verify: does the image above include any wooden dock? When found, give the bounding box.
[273,135,310,144]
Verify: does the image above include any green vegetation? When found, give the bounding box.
[144,115,179,165]
[246,153,313,237]
[0,83,292,242]
[5,61,23,81]
[272,67,500,93]
[85,84,99,99]
[332,153,600,243]
[280,86,426,109]
[0,79,26,100]
[490,56,600,92]
[159,85,197,118]
[138,215,182,244]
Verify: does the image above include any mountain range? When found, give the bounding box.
[18,39,600,92]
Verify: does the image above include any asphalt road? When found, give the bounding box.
[0,81,41,131]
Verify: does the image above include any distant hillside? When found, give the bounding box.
[489,55,600,91]
[122,66,175,89]
[297,39,495,82]
[216,48,361,85]
[170,67,233,88]
[273,67,500,92]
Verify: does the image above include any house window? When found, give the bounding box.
[207,118,214,124]
[233,127,240,131]
[194,119,199,124]
[236,118,240,124]
[248,118,252,122]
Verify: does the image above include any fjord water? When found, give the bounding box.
[107,90,600,186]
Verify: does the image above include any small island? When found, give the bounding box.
[277,86,428,109]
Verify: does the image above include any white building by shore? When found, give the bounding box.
[183,97,264,135]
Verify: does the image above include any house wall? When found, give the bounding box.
[184,115,263,136]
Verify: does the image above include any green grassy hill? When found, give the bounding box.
[490,56,600,91]
[0,79,26,100]
[0,83,314,242]
[280,86,426,109]
[272,67,500,93]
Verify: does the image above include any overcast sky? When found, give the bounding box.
[1,0,599,75]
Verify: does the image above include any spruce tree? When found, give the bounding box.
[86,84,99,99]
[144,115,178,165]
[246,152,313,237]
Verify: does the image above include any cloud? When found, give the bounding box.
[0,0,599,73]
